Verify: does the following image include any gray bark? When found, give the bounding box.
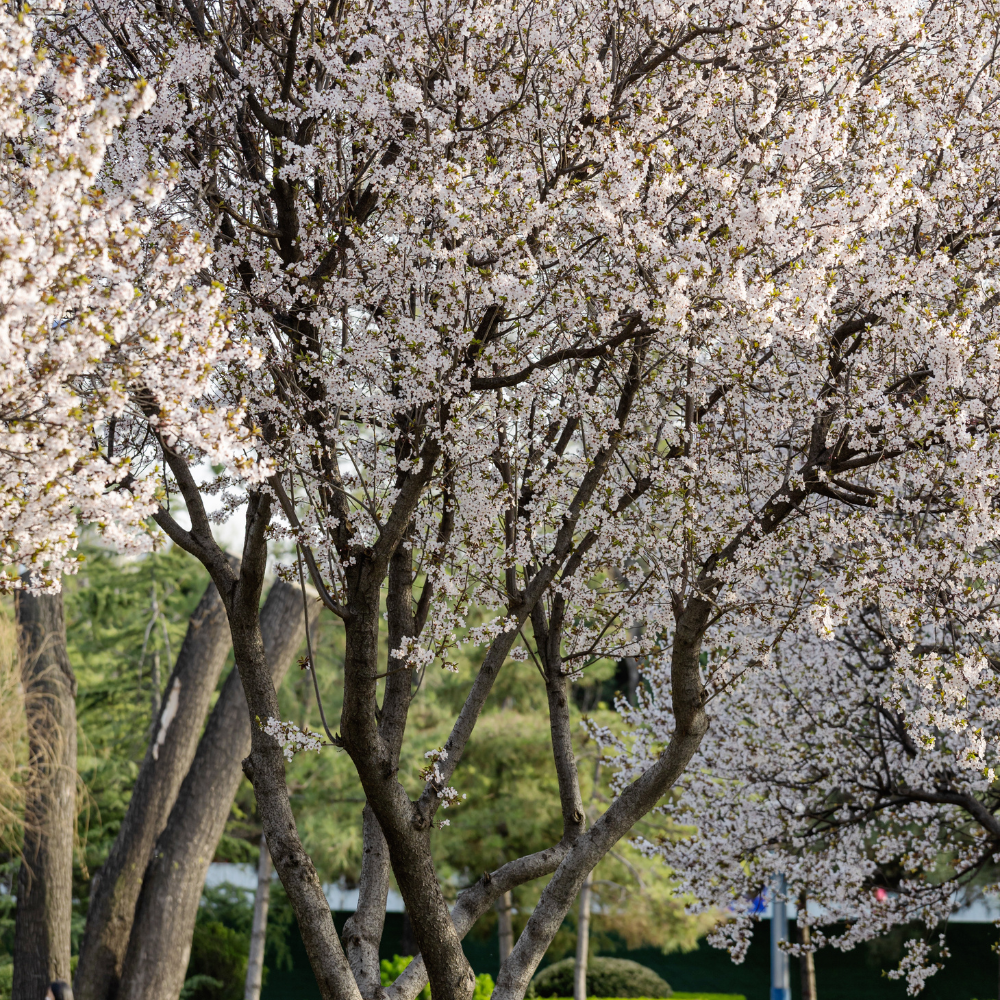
[12,586,77,1000]
[340,597,476,1000]
[341,805,391,999]
[244,835,272,1000]
[531,601,585,843]
[497,892,513,965]
[75,569,234,1000]
[573,874,592,1000]
[216,492,362,1000]
[117,578,318,1000]
[341,544,415,1000]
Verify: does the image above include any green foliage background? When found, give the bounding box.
[0,540,708,999]
[66,544,213,888]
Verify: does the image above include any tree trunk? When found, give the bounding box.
[573,874,591,1000]
[12,586,77,1000]
[340,600,475,1000]
[341,544,414,999]
[341,805,392,997]
[385,846,569,1000]
[115,578,317,1000]
[244,835,272,1000]
[75,570,235,1000]
[497,892,513,965]
[799,894,817,1000]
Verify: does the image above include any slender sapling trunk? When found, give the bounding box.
[497,892,514,965]
[799,893,817,1000]
[573,873,592,1000]
[244,834,272,1000]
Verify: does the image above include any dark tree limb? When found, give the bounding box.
[492,596,712,1000]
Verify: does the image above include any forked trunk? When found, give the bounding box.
[117,579,317,1000]
[75,573,234,1000]
[490,596,712,1000]
[341,595,477,1000]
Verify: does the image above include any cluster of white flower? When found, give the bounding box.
[419,748,448,786]
[262,717,325,763]
[888,939,949,994]
[419,749,465,809]
[606,594,1000,991]
[0,3,260,590]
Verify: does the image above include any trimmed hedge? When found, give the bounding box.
[529,958,672,998]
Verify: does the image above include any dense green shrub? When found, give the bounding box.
[381,954,431,1000]
[380,955,494,1000]
[530,957,672,998]
[183,921,248,1000]
[182,885,254,1000]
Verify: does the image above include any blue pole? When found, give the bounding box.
[770,874,790,1000]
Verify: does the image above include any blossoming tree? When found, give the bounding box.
[0,4,278,998]
[628,596,1000,994]
[36,0,1000,998]
[0,3,254,591]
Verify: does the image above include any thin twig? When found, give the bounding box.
[296,540,338,746]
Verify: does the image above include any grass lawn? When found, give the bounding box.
[538,995,745,1000]
[673,994,747,1000]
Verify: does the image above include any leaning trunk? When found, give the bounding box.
[244,834,272,1000]
[12,586,77,1000]
[340,596,476,1000]
[74,572,234,1000]
[117,579,316,1000]
[573,874,591,1000]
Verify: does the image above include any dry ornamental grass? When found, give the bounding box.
[0,608,25,854]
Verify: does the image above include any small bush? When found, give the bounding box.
[182,886,256,1000]
[530,957,672,998]
[381,954,430,1000]
[183,921,249,1000]
[473,972,495,1000]
[380,955,494,1000]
